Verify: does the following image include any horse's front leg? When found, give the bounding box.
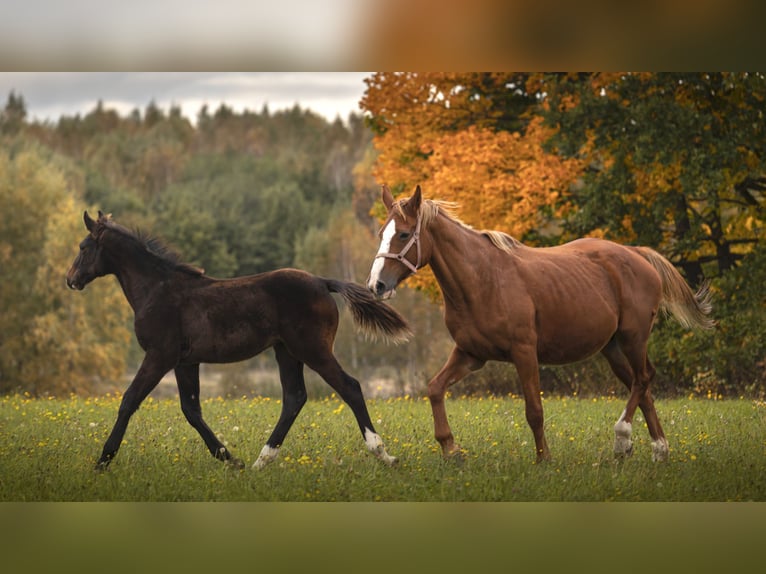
[427,347,484,459]
[512,343,551,463]
[96,352,173,469]
[175,363,244,469]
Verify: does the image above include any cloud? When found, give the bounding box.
[0,72,371,123]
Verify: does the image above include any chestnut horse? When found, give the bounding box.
[367,185,713,463]
[67,211,411,470]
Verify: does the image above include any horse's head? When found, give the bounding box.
[367,185,428,299]
[66,211,111,290]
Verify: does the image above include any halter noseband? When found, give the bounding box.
[375,208,423,276]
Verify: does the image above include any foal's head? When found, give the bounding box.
[367,185,430,299]
[66,211,113,291]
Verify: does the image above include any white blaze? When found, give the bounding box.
[367,219,396,291]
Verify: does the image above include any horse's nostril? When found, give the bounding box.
[375,281,386,295]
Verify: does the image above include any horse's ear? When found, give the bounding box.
[410,185,423,212]
[381,185,395,210]
[84,211,96,233]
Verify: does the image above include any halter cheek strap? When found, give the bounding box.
[375,209,423,276]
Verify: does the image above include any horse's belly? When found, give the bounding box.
[183,314,276,364]
[535,311,617,364]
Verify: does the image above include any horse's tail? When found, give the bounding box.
[631,246,715,330]
[325,279,412,343]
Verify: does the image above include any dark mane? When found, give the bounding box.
[103,219,204,276]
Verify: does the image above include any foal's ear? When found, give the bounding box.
[381,185,395,210]
[84,211,97,233]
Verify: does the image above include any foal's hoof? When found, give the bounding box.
[226,457,246,470]
[384,455,399,467]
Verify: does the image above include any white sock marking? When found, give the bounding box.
[364,427,398,466]
[651,437,669,462]
[613,410,633,456]
[252,444,280,470]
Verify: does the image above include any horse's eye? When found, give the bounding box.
[398,232,411,241]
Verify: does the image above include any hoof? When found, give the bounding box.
[613,418,633,458]
[443,445,466,464]
[651,438,669,462]
[372,453,399,466]
[226,457,245,470]
[613,441,634,459]
[252,445,280,470]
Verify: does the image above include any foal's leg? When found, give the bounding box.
[427,346,485,459]
[511,344,551,463]
[253,343,308,469]
[96,352,172,469]
[175,364,244,468]
[307,352,398,465]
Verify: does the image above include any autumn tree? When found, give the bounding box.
[360,72,584,296]
[0,144,132,395]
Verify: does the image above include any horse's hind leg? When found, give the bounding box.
[602,338,668,461]
[175,364,243,468]
[307,351,398,466]
[253,342,308,469]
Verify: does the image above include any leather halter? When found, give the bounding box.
[374,208,423,276]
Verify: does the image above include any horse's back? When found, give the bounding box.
[507,238,662,363]
[177,269,338,364]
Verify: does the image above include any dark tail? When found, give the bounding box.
[631,246,715,330]
[325,279,412,343]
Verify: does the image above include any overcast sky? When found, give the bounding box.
[0,72,371,124]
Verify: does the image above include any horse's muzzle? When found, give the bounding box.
[66,276,83,290]
[369,280,396,300]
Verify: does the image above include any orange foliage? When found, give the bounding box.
[361,72,585,298]
[428,117,583,238]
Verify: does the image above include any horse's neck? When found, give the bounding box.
[428,216,501,310]
[108,250,172,313]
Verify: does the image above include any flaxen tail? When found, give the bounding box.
[631,246,715,330]
[325,279,412,343]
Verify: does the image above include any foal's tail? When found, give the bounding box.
[631,247,715,330]
[325,279,412,343]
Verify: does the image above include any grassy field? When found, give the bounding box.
[1,392,764,501]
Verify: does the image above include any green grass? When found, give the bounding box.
[1,392,764,501]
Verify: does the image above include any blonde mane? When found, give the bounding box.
[395,198,521,255]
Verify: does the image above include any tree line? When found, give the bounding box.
[1,72,763,398]
[0,92,452,397]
